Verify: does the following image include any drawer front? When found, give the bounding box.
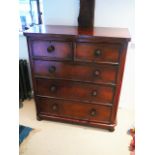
[34,60,118,84]
[31,40,72,59]
[36,79,115,104]
[36,97,112,123]
[76,43,121,63]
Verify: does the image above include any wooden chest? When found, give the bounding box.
[24,25,131,131]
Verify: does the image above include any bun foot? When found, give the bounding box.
[108,127,115,132]
[37,115,42,121]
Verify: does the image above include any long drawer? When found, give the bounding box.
[35,78,115,104]
[76,43,121,63]
[36,97,112,123]
[33,60,118,84]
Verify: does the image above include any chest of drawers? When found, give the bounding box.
[24,25,131,131]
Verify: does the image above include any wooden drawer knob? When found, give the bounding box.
[94,49,101,57]
[91,90,97,96]
[50,85,57,92]
[48,66,56,73]
[51,104,58,111]
[93,70,100,76]
[90,109,97,116]
[47,45,55,52]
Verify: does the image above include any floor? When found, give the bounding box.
[19,99,134,155]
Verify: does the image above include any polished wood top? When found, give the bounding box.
[24,25,131,41]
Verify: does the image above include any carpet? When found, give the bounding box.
[19,125,33,145]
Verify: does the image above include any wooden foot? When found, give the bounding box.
[108,127,115,132]
[37,115,42,121]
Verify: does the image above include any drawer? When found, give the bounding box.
[36,97,112,123]
[34,60,118,84]
[31,40,73,60]
[76,43,121,63]
[36,79,115,104]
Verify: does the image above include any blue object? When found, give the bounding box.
[19,125,33,145]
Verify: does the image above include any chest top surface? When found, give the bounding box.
[24,25,131,41]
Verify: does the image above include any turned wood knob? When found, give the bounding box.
[51,104,58,111]
[90,109,97,116]
[47,45,55,52]
[48,66,56,73]
[50,85,57,92]
[93,70,100,76]
[94,49,101,57]
[91,90,97,96]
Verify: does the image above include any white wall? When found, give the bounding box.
[42,0,79,26]
[119,46,134,110]
[19,0,134,109]
[95,0,135,42]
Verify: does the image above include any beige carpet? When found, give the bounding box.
[19,99,134,155]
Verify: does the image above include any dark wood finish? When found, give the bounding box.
[35,78,115,104]
[31,40,73,60]
[76,43,121,63]
[36,97,111,123]
[24,25,131,41]
[38,113,115,130]
[24,25,130,131]
[33,60,118,84]
[78,0,95,28]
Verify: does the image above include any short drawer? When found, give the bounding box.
[76,43,121,63]
[35,79,115,104]
[34,60,118,84]
[31,40,73,60]
[36,97,112,123]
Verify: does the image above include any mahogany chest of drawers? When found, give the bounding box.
[24,25,131,131]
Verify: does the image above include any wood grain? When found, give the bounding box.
[35,78,115,104]
[33,60,118,85]
[24,25,131,131]
[36,97,111,123]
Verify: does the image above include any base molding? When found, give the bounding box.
[37,114,116,131]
